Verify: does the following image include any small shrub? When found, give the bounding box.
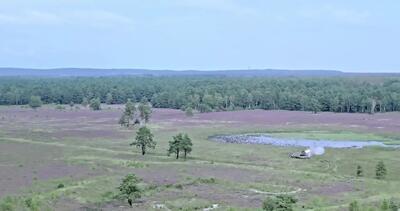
[29,96,42,109]
[356,165,363,177]
[262,195,297,211]
[55,105,65,110]
[197,178,216,184]
[57,183,65,189]
[174,184,183,189]
[376,161,387,180]
[25,197,41,211]
[389,199,399,211]
[381,199,389,210]
[185,107,194,117]
[89,98,101,111]
[0,196,15,211]
[349,200,360,211]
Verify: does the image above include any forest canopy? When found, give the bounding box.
[1,76,400,113]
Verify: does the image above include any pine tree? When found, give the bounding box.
[118,174,141,207]
[168,133,182,159]
[130,127,155,155]
[120,99,136,127]
[181,134,193,160]
[376,161,387,180]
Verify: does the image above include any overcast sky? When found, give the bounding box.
[0,0,399,72]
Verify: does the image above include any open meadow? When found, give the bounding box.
[0,105,399,210]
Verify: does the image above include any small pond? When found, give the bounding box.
[210,134,398,149]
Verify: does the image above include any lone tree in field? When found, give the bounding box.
[29,96,42,109]
[89,98,101,110]
[138,98,152,124]
[356,165,363,177]
[262,194,297,211]
[118,174,141,207]
[181,134,193,160]
[131,126,156,155]
[119,99,136,127]
[376,161,387,180]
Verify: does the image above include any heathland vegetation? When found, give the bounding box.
[1,77,400,113]
[0,75,400,210]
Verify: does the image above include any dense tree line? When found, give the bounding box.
[1,76,400,113]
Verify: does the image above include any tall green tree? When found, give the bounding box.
[131,127,156,155]
[138,99,152,124]
[29,96,42,109]
[119,99,136,127]
[181,134,193,160]
[118,174,141,207]
[168,133,182,159]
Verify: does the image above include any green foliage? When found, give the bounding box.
[168,133,182,159]
[388,199,399,211]
[349,200,361,211]
[376,161,387,180]
[381,199,389,211]
[89,98,101,110]
[185,107,194,117]
[119,99,137,127]
[57,183,65,189]
[181,134,193,159]
[262,195,297,211]
[81,97,89,107]
[198,103,212,113]
[55,104,65,110]
[138,100,152,123]
[118,174,142,207]
[106,93,113,105]
[2,77,400,114]
[24,197,41,211]
[168,133,193,160]
[0,196,14,211]
[131,126,156,155]
[309,98,322,114]
[29,96,42,109]
[356,165,363,177]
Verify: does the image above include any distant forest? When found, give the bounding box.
[1,76,400,113]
